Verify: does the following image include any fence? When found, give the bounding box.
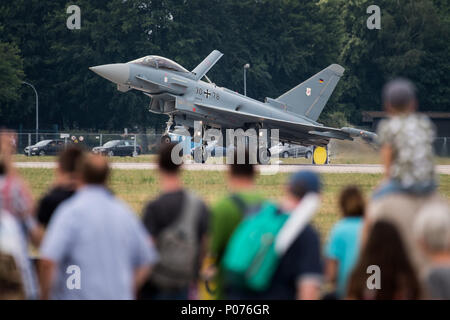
[434,137,450,157]
[15,133,164,156]
[13,133,450,158]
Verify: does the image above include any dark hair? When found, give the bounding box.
[158,143,181,174]
[0,156,5,175]
[289,183,308,200]
[58,146,84,174]
[80,154,110,185]
[229,149,255,179]
[347,220,421,300]
[339,186,365,217]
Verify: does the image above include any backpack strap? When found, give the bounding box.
[230,193,264,218]
[175,191,201,236]
[275,193,320,255]
[229,193,247,214]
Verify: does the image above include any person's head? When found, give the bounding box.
[158,142,182,176]
[414,202,450,257]
[227,149,256,188]
[0,129,16,173]
[348,220,421,299]
[283,170,321,211]
[79,153,110,186]
[56,146,84,184]
[339,185,365,218]
[382,78,417,115]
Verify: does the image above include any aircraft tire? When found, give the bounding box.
[193,146,207,164]
[258,147,271,165]
[161,135,171,144]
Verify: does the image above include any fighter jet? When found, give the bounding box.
[90,50,376,163]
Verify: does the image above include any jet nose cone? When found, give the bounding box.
[89,63,130,84]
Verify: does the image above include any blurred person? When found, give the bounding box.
[0,131,39,299]
[0,155,38,299]
[139,143,210,300]
[223,170,323,300]
[0,131,39,244]
[34,146,84,243]
[347,220,422,300]
[374,78,436,199]
[414,202,450,299]
[39,154,158,299]
[366,78,446,274]
[209,150,265,299]
[325,186,365,299]
[0,206,26,299]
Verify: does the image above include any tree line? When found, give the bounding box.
[0,0,449,132]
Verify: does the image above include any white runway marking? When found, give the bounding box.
[13,162,450,174]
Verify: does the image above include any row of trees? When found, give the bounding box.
[0,0,449,132]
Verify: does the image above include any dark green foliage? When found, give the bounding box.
[328,0,450,124]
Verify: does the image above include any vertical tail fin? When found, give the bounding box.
[191,50,223,81]
[276,64,344,121]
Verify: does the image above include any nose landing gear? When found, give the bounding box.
[161,114,174,144]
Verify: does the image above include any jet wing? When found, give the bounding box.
[193,102,359,141]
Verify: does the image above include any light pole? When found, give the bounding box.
[243,63,250,96]
[22,81,39,143]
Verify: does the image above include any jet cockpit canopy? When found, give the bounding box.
[128,55,189,73]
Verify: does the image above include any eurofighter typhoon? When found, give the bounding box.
[90,50,376,163]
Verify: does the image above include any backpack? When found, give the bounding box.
[150,192,202,290]
[221,202,289,292]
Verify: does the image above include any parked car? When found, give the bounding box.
[24,139,66,156]
[269,143,313,159]
[92,140,142,157]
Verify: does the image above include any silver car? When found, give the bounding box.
[270,143,313,159]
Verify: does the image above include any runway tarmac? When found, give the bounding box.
[14,162,450,175]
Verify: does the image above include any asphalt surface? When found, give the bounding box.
[13,161,450,174]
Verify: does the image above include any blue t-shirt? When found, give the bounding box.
[40,186,159,299]
[325,217,363,298]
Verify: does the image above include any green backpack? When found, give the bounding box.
[221,202,288,292]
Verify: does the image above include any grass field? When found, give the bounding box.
[17,168,450,242]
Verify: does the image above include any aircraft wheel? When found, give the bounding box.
[258,147,271,165]
[312,146,328,165]
[161,135,171,144]
[193,146,208,164]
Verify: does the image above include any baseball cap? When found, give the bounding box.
[288,170,322,198]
